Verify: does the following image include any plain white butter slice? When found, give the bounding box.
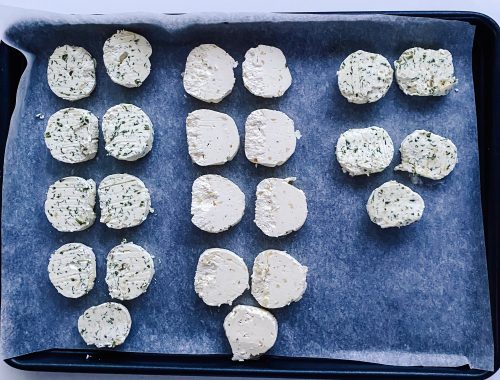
[78,302,131,348]
[44,176,96,232]
[47,45,96,101]
[183,44,237,103]
[366,180,425,228]
[98,174,152,229]
[245,109,297,167]
[223,305,278,361]
[254,177,307,237]
[103,30,152,88]
[106,242,155,300]
[194,248,249,306]
[251,249,308,309]
[242,45,292,98]
[191,174,245,233]
[48,242,96,298]
[186,109,239,166]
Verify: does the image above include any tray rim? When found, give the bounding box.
[1,9,499,379]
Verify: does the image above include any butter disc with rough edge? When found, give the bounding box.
[191,174,245,233]
[183,44,237,103]
[223,305,278,361]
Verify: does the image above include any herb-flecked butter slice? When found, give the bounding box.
[78,302,131,348]
[103,30,152,88]
[336,126,394,176]
[337,50,393,104]
[98,174,152,229]
[394,47,457,96]
[47,45,96,101]
[366,180,425,228]
[44,108,99,164]
[395,129,458,180]
[48,242,96,298]
[102,103,154,161]
[106,242,155,300]
[44,176,96,232]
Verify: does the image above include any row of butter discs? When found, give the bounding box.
[47,241,154,349]
[48,30,152,100]
[44,106,299,168]
[48,30,457,105]
[48,34,291,102]
[44,104,153,163]
[42,173,306,237]
[44,174,152,232]
[337,48,457,104]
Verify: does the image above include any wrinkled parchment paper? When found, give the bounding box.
[0,7,493,370]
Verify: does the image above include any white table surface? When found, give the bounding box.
[0,0,498,379]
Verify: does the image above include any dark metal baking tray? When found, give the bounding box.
[0,10,498,379]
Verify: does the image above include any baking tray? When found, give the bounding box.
[0,10,498,379]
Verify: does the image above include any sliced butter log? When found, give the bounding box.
[48,242,96,298]
[395,129,457,180]
[44,108,99,164]
[47,45,96,101]
[98,174,152,229]
[106,242,155,300]
[194,248,249,306]
[183,44,237,103]
[223,305,278,361]
[394,47,457,96]
[44,176,96,232]
[102,103,154,161]
[103,30,152,88]
[186,109,239,166]
[335,126,394,176]
[191,174,245,233]
[337,50,393,104]
[366,180,425,228]
[251,249,307,309]
[78,302,131,348]
[242,45,292,98]
[254,177,307,237]
[245,109,298,167]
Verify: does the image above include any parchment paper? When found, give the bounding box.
[0,7,493,371]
